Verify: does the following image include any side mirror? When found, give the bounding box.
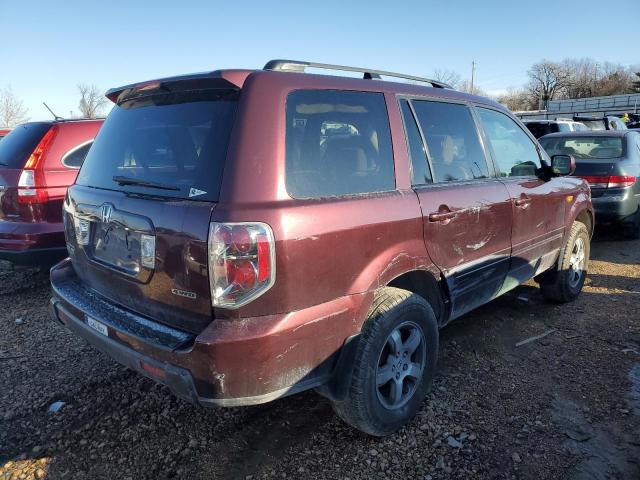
[551,154,576,176]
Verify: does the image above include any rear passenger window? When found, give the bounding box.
[286,90,395,198]
[62,141,93,168]
[400,100,432,185]
[411,100,489,183]
[477,108,541,177]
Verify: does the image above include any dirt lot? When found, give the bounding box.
[1,231,639,480]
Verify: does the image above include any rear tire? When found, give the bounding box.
[540,221,590,303]
[331,287,438,436]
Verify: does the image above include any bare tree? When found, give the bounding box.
[632,72,640,93]
[497,88,535,111]
[458,80,486,97]
[0,86,30,127]
[562,58,599,99]
[77,83,108,119]
[594,62,634,97]
[526,60,569,109]
[431,69,462,89]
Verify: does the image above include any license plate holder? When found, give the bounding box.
[86,316,109,336]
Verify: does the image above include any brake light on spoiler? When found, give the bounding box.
[578,175,636,189]
[208,222,275,309]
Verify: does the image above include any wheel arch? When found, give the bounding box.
[387,269,448,325]
[574,207,594,237]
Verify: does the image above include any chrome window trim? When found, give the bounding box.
[61,139,94,169]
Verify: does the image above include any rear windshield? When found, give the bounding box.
[0,122,51,168]
[540,136,624,159]
[578,120,605,131]
[76,90,238,201]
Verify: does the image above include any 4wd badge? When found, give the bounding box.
[171,288,197,299]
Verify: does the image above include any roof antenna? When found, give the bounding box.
[43,102,63,121]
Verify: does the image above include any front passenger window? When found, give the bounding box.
[477,108,541,178]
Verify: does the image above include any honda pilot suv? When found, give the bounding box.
[50,60,593,436]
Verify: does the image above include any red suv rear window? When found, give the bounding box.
[0,122,51,169]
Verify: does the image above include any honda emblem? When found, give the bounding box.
[101,204,113,224]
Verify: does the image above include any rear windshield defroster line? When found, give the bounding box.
[76,89,238,202]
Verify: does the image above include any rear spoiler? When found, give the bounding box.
[105,70,252,104]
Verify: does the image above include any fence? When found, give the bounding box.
[514,93,640,120]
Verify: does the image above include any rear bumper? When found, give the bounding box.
[591,193,639,224]
[50,259,364,406]
[0,219,66,266]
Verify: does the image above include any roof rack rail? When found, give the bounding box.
[263,59,453,89]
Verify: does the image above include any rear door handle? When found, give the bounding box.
[428,210,457,222]
[515,197,531,208]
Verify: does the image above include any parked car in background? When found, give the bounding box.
[50,60,593,436]
[573,115,627,131]
[0,128,11,140]
[0,119,103,266]
[539,130,640,238]
[522,119,588,138]
[627,114,640,130]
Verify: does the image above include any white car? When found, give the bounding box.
[522,119,588,138]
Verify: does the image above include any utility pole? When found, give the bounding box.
[470,61,476,95]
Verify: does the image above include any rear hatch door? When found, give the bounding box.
[66,81,239,333]
[0,123,51,220]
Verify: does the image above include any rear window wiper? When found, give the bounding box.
[113,176,180,191]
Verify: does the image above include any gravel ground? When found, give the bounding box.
[1,230,639,480]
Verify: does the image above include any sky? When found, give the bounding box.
[1,0,637,121]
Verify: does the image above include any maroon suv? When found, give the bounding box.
[0,119,103,266]
[50,60,593,435]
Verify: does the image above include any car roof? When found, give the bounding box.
[539,130,631,139]
[106,66,505,111]
[15,119,104,128]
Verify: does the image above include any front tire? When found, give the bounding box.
[540,221,590,303]
[331,287,439,436]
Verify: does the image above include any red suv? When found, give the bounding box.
[50,61,593,435]
[0,128,11,139]
[0,119,103,266]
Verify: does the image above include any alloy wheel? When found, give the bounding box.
[568,237,586,288]
[375,321,426,410]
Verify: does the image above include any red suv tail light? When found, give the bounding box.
[208,222,276,308]
[17,126,58,204]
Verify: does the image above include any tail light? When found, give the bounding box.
[208,222,275,308]
[17,126,58,204]
[606,175,636,188]
[73,216,91,245]
[579,175,636,189]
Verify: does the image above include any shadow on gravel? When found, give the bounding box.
[551,394,640,480]
[585,272,640,292]
[0,263,49,296]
